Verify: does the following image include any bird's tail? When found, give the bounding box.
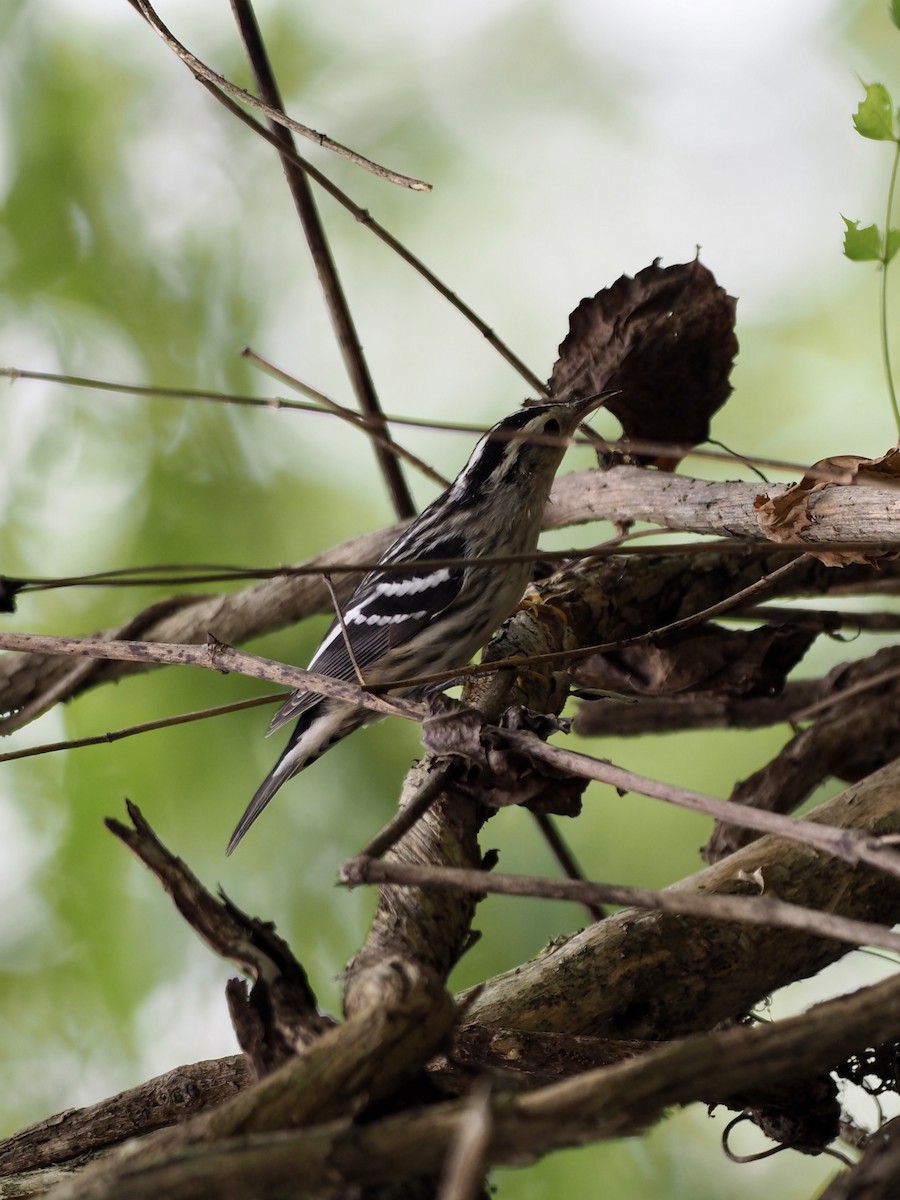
[226,747,296,856]
[226,698,369,854]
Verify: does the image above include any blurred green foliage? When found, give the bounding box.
[0,1,896,1195]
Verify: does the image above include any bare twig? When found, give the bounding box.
[0,365,473,469]
[110,802,336,1076]
[15,621,886,888]
[371,556,813,692]
[791,663,900,722]
[241,348,448,488]
[704,650,900,864]
[356,764,456,861]
[128,0,430,191]
[13,367,900,484]
[126,1,548,396]
[230,1,415,518]
[0,541,857,596]
[108,801,332,1062]
[3,545,894,737]
[438,1081,493,1200]
[576,645,900,739]
[530,812,605,923]
[498,728,900,883]
[0,691,280,763]
[321,573,365,686]
[0,630,422,723]
[734,603,900,633]
[342,856,900,953]
[817,1114,900,1200]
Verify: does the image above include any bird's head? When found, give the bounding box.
[452,392,607,506]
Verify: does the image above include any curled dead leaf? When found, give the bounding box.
[421,698,585,816]
[573,624,816,701]
[755,448,900,566]
[549,257,738,467]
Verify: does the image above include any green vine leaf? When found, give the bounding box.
[891,0,900,33]
[853,82,896,141]
[843,217,884,261]
[887,228,900,263]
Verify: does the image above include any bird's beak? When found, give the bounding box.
[570,390,609,421]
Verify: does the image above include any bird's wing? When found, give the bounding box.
[267,533,468,735]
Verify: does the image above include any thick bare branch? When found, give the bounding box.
[0,524,396,726]
[548,464,900,543]
[27,972,900,1197]
[107,802,334,1071]
[461,757,900,1039]
[817,1115,900,1199]
[0,1058,250,1179]
[8,761,900,1184]
[704,646,900,862]
[4,467,900,722]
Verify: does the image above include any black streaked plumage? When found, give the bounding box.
[227,395,603,853]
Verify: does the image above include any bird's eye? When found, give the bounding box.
[544,418,561,435]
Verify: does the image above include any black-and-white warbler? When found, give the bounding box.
[227,393,603,853]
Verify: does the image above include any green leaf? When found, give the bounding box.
[853,82,896,140]
[891,0,900,32]
[842,217,884,261]
[886,228,900,262]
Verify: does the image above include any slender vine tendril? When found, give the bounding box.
[880,137,900,435]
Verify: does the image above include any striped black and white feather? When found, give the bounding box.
[227,394,603,853]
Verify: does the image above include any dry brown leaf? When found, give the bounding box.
[421,700,585,817]
[573,625,816,701]
[549,257,738,466]
[755,449,900,566]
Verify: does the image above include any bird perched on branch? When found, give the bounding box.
[227,393,604,853]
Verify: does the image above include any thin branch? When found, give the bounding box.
[108,801,334,1068]
[0,692,280,763]
[0,562,817,744]
[0,630,422,723]
[880,137,900,435]
[230,1,415,519]
[342,856,900,954]
[0,365,488,439]
[438,1082,493,1200]
[356,764,455,860]
[121,27,545,395]
[128,0,430,191]
[108,802,325,1023]
[4,547,896,744]
[121,4,544,391]
[498,727,900,882]
[321,573,365,686]
[369,556,812,692]
[790,663,900,721]
[9,365,900,486]
[241,348,447,488]
[530,812,605,923]
[0,541,836,595]
[734,604,900,633]
[574,683,826,738]
[703,650,900,864]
